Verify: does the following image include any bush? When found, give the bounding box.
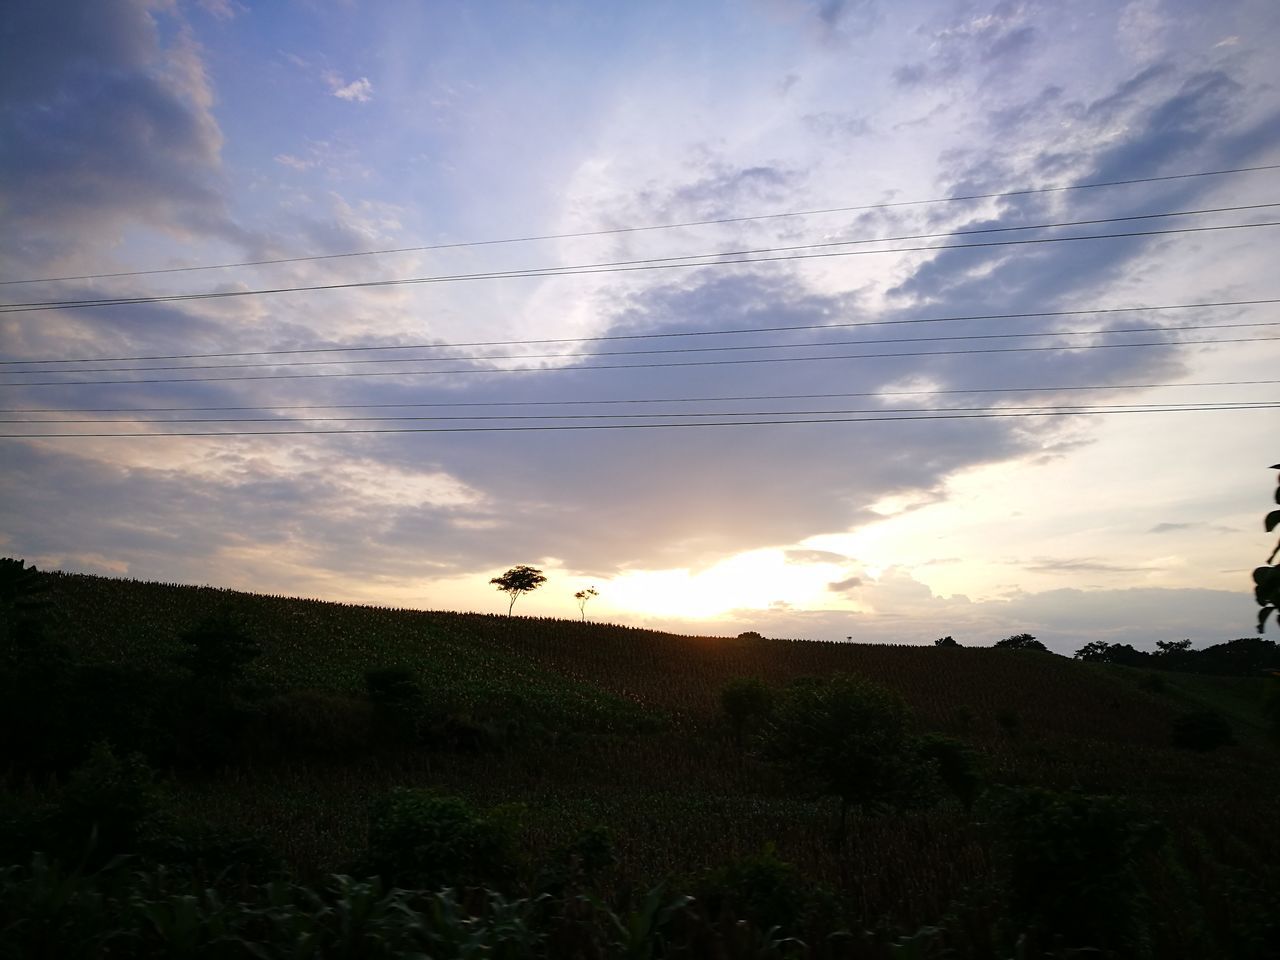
[695,844,814,934]
[762,674,934,834]
[1171,710,1235,751]
[42,743,170,867]
[913,733,982,808]
[365,791,520,889]
[984,786,1165,954]
[720,677,773,748]
[173,614,261,687]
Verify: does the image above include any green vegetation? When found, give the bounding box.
[3,562,1280,957]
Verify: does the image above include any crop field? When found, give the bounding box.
[14,569,1280,954]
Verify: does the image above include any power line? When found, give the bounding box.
[4,211,1279,315]
[6,297,1277,366]
[9,400,1271,425]
[4,403,1274,438]
[5,162,1277,287]
[12,320,1273,376]
[4,379,1270,414]
[3,335,1274,387]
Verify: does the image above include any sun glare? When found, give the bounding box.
[606,549,854,620]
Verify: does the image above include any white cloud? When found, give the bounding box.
[325,71,373,103]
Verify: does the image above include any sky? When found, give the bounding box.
[2,0,1278,654]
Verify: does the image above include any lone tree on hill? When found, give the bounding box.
[574,586,598,621]
[490,565,546,616]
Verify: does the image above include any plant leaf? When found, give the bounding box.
[1259,605,1275,634]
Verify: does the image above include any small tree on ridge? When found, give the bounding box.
[490,565,547,616]
[574,586,598,622]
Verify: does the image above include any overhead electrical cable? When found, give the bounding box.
[3,336,1274,387]
[3,208,1279,315]
[5,404,1275,439]
[9,400,1273,425]
[6,297,1276,366]
[4,162,1277,287]
[5,379,1271,414]
[10,320,1274,376]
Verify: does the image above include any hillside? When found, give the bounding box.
[7,568,1280,956]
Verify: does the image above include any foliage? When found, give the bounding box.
[574,586,599,621]
[913,733,982,809]
[1257,462,1280,633]
[993,633,1048,652]
[984,786,1166,955]
[365,790,520,890]
[694,844,814,935]
[720,677,774,749]
[173,613,261,687]
[490,565,547,615]
[1170,709,1235,751]
[1073,635,1280,675]
[761,674,935,832]
[933,635,959,647]
[10,566,1280,956]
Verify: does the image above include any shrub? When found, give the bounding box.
[695,844,812,934]
[365,791,520,889]
[45,743,170,867]
[173,614,261,687]
[984,786,1165,954]
[536,824,617,894]
[1171,710,1235,751]
[720,677,773,749]
[913,733,982,808]
[762,674,933,835]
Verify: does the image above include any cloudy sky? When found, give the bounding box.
[2,0,1278,653]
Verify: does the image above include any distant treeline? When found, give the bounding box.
[1072,636,1279,674]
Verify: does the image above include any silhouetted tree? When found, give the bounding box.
[490,565,546,615]
[994,633,1048,652]
[1074,641,1148,666]
[1155,638,1193,655]
[934,635,959,647]
[1074,640,1112,661]
[573,586,598,622]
